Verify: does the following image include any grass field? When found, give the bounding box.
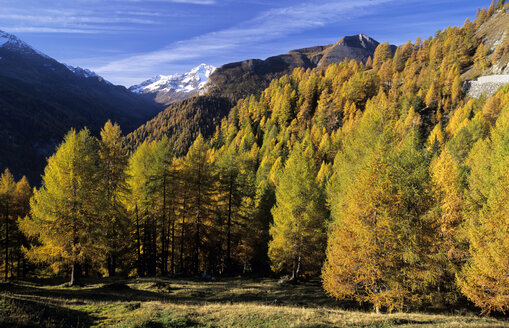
[0,277,507,327]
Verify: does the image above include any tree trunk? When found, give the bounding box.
[70,262,76,286]
[4,203,9,280]
[136,205,142,276]
[84,258,89,278]
[107,256,112,277]
[107,254,116,277]
[295,254,301,281]
[180,213,185,273]
[161,175,167,275]
[17,249,21,279]
[171,217,175,275]
[226,177,233,273]
[151,217,157,276]
[375,302,381,314]
[194,190,201,273]
[195,211,200,273]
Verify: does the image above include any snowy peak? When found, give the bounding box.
[129,64,216,97]
[65,64,111,84]
[0,30,50,58]
[65,65,100,78]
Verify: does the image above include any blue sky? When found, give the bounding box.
[0,0,492,86]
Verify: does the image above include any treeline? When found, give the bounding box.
[3,0,509,315]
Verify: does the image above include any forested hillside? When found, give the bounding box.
[2,0,509,316]
[126,34,388,157]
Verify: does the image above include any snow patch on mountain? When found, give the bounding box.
[0,30,50,58]
[65,64,112,84]
[129,64,216,95]
[0,33,8,47]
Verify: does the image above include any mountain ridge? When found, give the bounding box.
[204,34,386,100]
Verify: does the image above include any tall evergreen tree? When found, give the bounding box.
[126,138,172,276]
[268,141,327,280]
[182,134,215,274]
[20,129,102,285]
[323,100,435,312]
[458,105,509,313]
[98,121,129,276]
[13,176,31,278]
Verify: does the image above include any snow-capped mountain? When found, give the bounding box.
[129,64,216,104]
[65,64,111,84]
[1,30,110,83]
[0,30,50,59]
[0,29,163,184]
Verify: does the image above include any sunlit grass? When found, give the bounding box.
[1,277,507,327]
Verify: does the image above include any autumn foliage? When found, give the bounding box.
[2,2,509,315]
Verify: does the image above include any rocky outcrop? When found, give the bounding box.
[465,75,509,98]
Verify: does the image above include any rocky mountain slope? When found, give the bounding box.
[463,3,509,97]
[205,34,386,100]
[0,30,163,183]
[129,64,216,105]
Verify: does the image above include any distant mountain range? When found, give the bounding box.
[129,64,216,105]
[0,30,163,183]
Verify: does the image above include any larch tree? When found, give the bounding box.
[126,138,172,276]
[19,129,103,285]
[216,146,242,273]
[458,104,509,314]
[323,96,435,312]
[429,148,468,304]
[126,140,154,276]
[98,120,129,277]
[268,141,327,280]
[13,176,31,278]
[474,43,490,71]
[151,137,173,275]
[182,134,215,274]
[373,42,393,69]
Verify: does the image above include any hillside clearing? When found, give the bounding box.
[0,277,507,328]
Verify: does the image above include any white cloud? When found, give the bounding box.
[0,14,158,25]
[0,5,164,35]
[169,0,216,4]
[96,0,395,85]
[0,27,112,34]
[121,0,216,3]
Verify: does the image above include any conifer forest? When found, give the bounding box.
[1,1,509,326]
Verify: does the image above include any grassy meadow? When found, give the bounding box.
[0,277,508,328]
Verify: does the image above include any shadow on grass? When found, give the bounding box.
[136,316,207,328]
[0,280,170,303]
[0,294,96,328]
[356,318,441,327]
[0,276,342,308]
